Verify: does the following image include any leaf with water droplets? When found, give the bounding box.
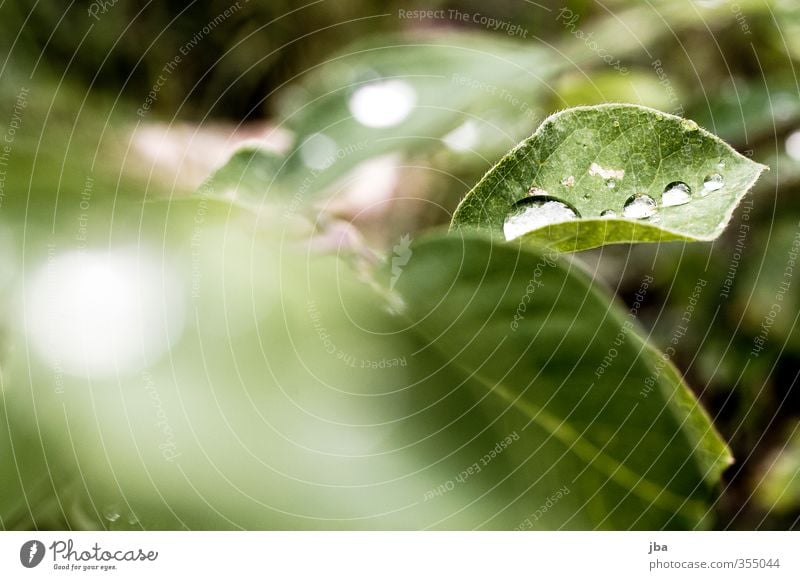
[451,104,767,252]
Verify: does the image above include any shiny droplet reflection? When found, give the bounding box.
[661,181,692,207]
[348,80,416,128]
[702,173,724,195]
[23,248,185,379]
[622,194,658,219]
[503,195,580,241]
[443,121,479,152]
[104,508,120,523]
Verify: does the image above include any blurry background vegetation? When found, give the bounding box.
[1,0,799,530]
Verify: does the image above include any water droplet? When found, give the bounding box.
[606,179,616,189]
[503,196,580,241]
[126,513,139,526]
[612,120,620,128]
[716,159,726,169]
[661,181,692,207]
[560,175,575,187]
[582,192,591,200]
[600,209,617,218]
[702,173,724,195]
[681,119,699,132]
[104,508,120,523]
[622,194,658,219]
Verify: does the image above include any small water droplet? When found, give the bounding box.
[681,119,699,132]
[612,120,620,128]
[716,159,726,169]
[583,192,591,200]
[622,194,658,219]
[606,179,616,189]
[600,209,617,218]
[661,181,692,207]
[560,176,575,187]
[702,173,724,195]
[504,195,580,241]
[104,508,120,523]
[126,513,139,526]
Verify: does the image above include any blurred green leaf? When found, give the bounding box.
[755,422,800,515]
[391,232,731,529]
[3,226,732,530]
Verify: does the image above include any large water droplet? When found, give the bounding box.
[661,181,692,207]
[503,195,580,241]
[600,209,617,218]
[702,173,724,195]
[622,194,658,219]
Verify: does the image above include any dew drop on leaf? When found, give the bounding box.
[702,173,725,195]
[600,209,617,218]
[104,508,120,523]
[622,194,658,219]
[503,195,580,240]
[681,119,699,132]
[661,181,692,207]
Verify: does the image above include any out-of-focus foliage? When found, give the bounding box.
[2,0,800,531]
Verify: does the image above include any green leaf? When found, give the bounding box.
[390,232,732,528]
[6,227,731,530]
[451,104,767,252]
[200,146,288,206]
[754,421,800,515]
[202,32,562,208]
